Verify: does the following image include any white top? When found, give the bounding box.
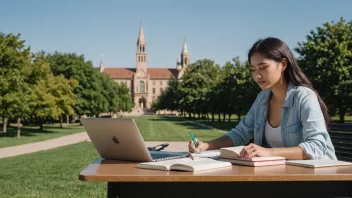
[264,121,284,148]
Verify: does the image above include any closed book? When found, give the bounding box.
[220,146,285,162]
[286,159,352,168]
[138,157,232,172]
[219,157,286,167]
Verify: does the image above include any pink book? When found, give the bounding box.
[219,146,286,166]
[219,157,286,167]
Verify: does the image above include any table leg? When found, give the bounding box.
[107,182,119,198]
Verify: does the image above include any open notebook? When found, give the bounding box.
[218,146,286,167]
[286,159,352,168]
[189,150,220,158]
[138,157,232,172]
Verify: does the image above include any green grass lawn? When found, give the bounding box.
[0,115,226,197]
[0,142,105,198]
[130,115,224,141]
[2,114,350,197]
[331,115,352,123]
[0,124,85,148]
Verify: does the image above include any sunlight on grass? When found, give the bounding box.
[0,124,84,148]
[0,142,105,198]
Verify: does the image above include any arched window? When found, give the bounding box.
[185,58,188,65]
[140,46,142,52]
[140,81,145,93]
[143,46,145,52]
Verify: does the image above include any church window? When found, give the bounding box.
[160,88,163,93]
[185,59,187,65]
[153,88,155,94]
[160,81,162,85]
[140,81,145,93]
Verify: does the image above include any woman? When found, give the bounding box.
[188,37,336,160]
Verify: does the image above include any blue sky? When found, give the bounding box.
[1,0,351,68]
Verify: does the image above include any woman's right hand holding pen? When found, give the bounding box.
[188,139,209,153]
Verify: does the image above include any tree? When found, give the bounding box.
[153,77,181,113]
[216,59,237,122]
[44,52,106,117]
[28,57,77,130]
[115,82,133,113]
[0,33,32,134]
[232,60,260,121]
[180,59,221,119]
[53,75,77,128]
[295,18,352,123]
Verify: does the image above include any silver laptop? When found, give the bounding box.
[80,118,189,162]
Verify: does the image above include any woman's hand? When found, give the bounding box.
[239,143,273,158]
[188,139,209,154]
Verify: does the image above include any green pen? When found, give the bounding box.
[189,130,198,147]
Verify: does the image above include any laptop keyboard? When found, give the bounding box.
[150,151,189,160]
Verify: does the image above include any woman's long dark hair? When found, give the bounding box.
[248,37,331,126]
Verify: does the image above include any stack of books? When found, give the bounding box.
[218,146,286,167]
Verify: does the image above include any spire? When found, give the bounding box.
[99,54,104,72]
[176,57,182,71]
[138,21,145,43]
[182,38,189,54]
[177,56,181,64]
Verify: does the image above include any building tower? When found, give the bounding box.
[136,22,147,73]
[177,39,190,79]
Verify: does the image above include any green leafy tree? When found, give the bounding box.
[53,75,77,128]
[44,52,106,117]
[232,60,260,121]
[215,59,238,122]
[180,59,221,119]
[0,33,32,134]
[153,77,181,113]
[28,57,77,130]
[295,18,352,123]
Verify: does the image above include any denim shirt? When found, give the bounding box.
[225,81,337,160]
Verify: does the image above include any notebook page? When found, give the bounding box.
[221,146,245,155]
[172,158,232,171]
[190,150,220,158]
[140,158,195,169]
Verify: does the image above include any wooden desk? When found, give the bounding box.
[80,158,352,198]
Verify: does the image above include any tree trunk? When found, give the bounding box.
[66,115,69,124]
[339,107,346,123]
[206,114,209,121]
[222,113,226,122]
[188,112,191,119]
[237,110,242,121]
[40,119,44,131]
[60,115,63,128]
[228,113,231,122]
[16,118,21,139]
[211,113,215,122]
[2,118,7,133]
[218,112,221,122]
